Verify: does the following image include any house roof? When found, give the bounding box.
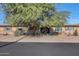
[0,24,11,27]
[64,24,79,27]
[0,24,26,27]
[0,24,79,27]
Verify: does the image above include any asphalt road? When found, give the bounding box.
[0,42,79,56]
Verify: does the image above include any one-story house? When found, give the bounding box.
[0,24,79,35]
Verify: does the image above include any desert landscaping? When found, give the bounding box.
[0,35,79,43]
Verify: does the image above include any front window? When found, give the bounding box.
[65,27,74,30]
[5,27,12,32]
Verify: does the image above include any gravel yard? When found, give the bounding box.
[0,35,79,43]
[0,35,24,42]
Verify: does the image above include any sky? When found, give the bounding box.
[0,4,6,24]
[56,3,79,25]
[0,3,79,25]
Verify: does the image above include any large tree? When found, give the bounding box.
[5,3,70,35]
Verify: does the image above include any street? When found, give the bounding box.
[0,42,79,56]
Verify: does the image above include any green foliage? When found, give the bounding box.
[5,3,70,30]
[14,28,23,36]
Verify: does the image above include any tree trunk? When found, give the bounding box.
[27,26,40,36]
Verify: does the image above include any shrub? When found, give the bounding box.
[73,29,78,36]
[14,29,23,36]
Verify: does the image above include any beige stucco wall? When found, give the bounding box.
[12,27,17,32]
[62,27,79,35]
[0,26,79,35]
[61,27,79,35]
[0,27,17,35]
[51,27,55,32]
[62,27,66,32]
[51,27,78,35]
[0,27,4,34]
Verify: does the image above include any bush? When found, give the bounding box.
[73,29,78,36]
[14,29,23,36]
